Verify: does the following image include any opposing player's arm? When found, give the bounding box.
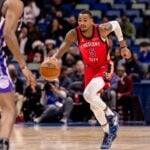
[2,1,26,68]
[53,29,77,59]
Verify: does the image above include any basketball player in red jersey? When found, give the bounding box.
[0,0,36,149]
[51,10,131,149]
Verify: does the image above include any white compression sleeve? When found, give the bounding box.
[109,21,124,42]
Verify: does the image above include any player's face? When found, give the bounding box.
[78,14,93,32]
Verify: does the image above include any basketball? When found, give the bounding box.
[40,58,61,81]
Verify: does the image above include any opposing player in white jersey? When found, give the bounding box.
[0,0,36,149]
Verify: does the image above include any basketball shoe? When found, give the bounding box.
[107,111,119,141]
[0,139,9,150]
[100,132,113,149]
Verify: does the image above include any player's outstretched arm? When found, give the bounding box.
[53,29,77,59]
[99,21,131,59]
[2,0,26,68]
[3,0,36,90]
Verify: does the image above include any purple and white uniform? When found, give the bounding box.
[0,16,13,93]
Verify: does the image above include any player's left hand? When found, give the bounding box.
[22,67,36,91]
[120,47,131,59]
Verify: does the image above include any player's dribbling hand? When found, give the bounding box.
[22,67,36,91]
[45,56,62,65]
[120,47,131,59]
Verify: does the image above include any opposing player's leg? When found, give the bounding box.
[0,77,16,150]
[83,77,119,149]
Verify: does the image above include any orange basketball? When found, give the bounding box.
[40,58,61,81]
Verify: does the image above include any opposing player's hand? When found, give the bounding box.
[120,47,131,59]
[22,67,36,91]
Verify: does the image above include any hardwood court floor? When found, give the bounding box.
[11,125,150,150]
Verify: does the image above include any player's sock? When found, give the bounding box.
[104,106,114,117]
[101,122,109,134]
[0,138,9,150]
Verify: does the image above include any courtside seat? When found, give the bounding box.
[136,0,150,4]
[132,3,146,12]
[80,0,97,4]
[114,0,133,4]
[75,4,90,10]
[125,9,141,18]
[90,10,102,18]
[106,10,121,18]
[144,9,150,16]
[99,0,114,6]
[134,38,150,45]
[133,17,143,29]
[90,3,111,12]
[112,4,126,12]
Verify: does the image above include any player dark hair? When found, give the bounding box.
[79,10,93,18]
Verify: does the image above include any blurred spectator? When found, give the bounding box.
[116,65,134,120]
[62,52,76,67]
[22,84,43,122]
[59,66,72,90]
[137,16,150,38]
[70,60,84,82]
[138,42,150,63]
[145,65,150,80]
[27,40,44,62]
[116,65,133,98]
[101,16,109,23]
[24,0,41,23]
[124,53,144,82]
[45,39,56,56]
[19,26,31,55]
[26,17,41,42]
[67,45,81,60]
[52,0,63,10]
[111,48,125,71]
[33,51,43,63]
[119,16,136,39]
[68,15,78,28]
[34,78,73,123]
[102,73,119,110]
[46,18,63,46]
[55,10,71,35]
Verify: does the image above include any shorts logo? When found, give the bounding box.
[0,78,9,89]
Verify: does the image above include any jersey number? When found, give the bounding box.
[89,48,96,57]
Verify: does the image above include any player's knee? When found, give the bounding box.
[3,103,16,117]
[83,88,91,102]
[90,104,97,111]
[83,86,94,102]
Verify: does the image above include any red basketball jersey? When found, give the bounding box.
[76,24,109,67]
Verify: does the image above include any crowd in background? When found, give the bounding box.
[5,0,150,123]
